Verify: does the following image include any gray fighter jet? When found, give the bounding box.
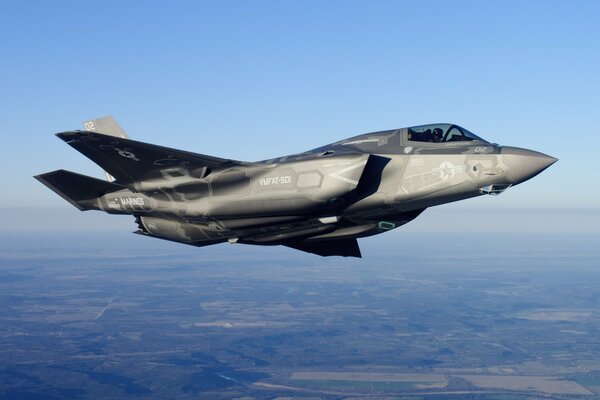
[36,117,556,257]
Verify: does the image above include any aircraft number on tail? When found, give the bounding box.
[83,121,96,131]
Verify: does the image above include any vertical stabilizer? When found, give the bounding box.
[82,116,129,181]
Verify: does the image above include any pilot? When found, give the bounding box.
[431,128,443,143]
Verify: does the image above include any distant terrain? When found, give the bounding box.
[1,231,599,399]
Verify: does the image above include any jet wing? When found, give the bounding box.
[285,239,362,258]
[56,130,239,187]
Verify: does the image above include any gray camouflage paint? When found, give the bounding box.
[35,117,556,257]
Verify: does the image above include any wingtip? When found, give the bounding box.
[55,130,86,141]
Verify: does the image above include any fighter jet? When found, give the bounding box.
[35,116,556,257]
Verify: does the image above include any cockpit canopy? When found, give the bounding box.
[407,123,487,144]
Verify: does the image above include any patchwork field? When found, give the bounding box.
[458,375,593,395]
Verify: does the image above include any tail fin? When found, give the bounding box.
[83,115,129,139]
[82,116,129,181]
[35,169,123,211]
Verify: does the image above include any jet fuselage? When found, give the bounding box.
[36,120,556,257]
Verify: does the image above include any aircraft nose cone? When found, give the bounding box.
[501,147,557,184]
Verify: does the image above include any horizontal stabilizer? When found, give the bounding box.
[34,169,123,211]
[56,130,239,187]
[285,238,362,258]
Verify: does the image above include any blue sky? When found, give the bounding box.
[0,1,598,229]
